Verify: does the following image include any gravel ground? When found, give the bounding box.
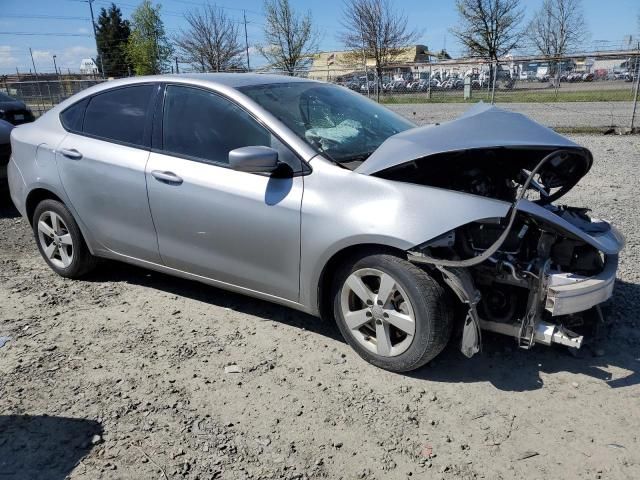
[1,133,639,480]
[388,101,636,129]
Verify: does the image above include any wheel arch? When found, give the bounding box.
[25,186,99,255]
[25,188,65,224]
[316,243,407,321]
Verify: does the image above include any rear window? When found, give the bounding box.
[60,98,89,132]
[83,85,154,147]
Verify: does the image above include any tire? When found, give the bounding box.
[332,251,453,372]
[32,199,97,278]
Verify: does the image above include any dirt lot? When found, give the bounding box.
[1,133,639,480]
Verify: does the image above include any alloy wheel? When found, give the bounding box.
[37,211,74,269]
[340,268,416,357]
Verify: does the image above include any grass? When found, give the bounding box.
[379,88,636,104]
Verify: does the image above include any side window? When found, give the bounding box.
[60,97,88,132]
[162,85,301,170]
[83,85,154,147]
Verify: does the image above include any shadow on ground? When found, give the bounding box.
[0,189,19,219]
[84,259,640,393]
[0,415,102,480]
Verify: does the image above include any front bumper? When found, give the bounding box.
[545,255,618,316]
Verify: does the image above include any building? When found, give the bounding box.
[80,59,99,76]
[308,45,432,81]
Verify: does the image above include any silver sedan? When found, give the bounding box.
[8,74,623,371]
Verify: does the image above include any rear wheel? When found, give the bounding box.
[32,199,97,278]
[332,252,453,372]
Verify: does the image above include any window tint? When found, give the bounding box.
[83,85,154,147]
[162,85,274,166]
[60,98,88,132]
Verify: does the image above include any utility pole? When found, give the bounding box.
[243,10,250,71]
[87,0,105,79]
[52,55,59,76]
[175,57,179,74]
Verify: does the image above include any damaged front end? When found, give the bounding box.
[359,104,624,357]
[408,201,623,356]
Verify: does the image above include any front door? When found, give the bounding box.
[145,85,304,301]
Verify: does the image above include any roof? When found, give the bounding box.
[129,72,316,89]
[47,72,320,114]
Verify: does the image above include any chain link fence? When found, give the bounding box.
[301,50,640,129]
[1,50,639,129]
[1,76,105,117]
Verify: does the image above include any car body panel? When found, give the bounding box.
[299,156,513,313]
[146,151,304,301]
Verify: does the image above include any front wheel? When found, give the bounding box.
[332,252,453,372]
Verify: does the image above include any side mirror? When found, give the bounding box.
[229,146,279,173]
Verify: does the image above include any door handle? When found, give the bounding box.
[59,148,83,160]
[151,170,183,185]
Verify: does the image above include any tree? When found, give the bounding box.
[258,0,318,75]
[452,0,524,61]
[126,0,173,75]
[95,3,131,77]
[526,0,587,74]
[340,0,419,89]
[175,5,245,72]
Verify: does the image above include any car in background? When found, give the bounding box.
[0,119,14,187]
[441,78,464,89]
[0,92,35,126]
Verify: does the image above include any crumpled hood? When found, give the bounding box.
[356,103,592,175]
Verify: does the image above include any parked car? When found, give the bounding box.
[0,119,13,187]
[8,75,624,372]
[0,92,35,126]
[441,78,463,89]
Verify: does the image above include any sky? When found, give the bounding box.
[0,0,639,75]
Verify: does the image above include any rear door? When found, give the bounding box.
[145,84,304,301]
[56,83,162,263]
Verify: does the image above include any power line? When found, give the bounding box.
[0,14,91,20]
[0,32,93,37]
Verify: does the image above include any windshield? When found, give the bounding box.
[239,82,415,166]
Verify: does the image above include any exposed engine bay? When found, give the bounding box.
[389,147,622,357]
[376,146,592,204]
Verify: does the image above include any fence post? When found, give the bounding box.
[491,60,498,104]
[554,58,561,101]
[632,45,640,130]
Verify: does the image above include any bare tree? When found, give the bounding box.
[526,0,587,72]
[258,0,318,75]
[175,5,244,73]
[452,0,524,60]
[340,0,419,88]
